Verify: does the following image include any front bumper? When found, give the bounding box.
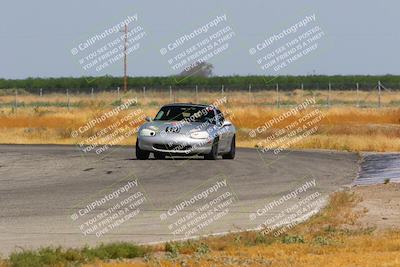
[138,134,213,155]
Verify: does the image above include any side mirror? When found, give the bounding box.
[222,120,232,127]
[145,116,153,122]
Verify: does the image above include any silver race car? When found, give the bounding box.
[136,103,236,160]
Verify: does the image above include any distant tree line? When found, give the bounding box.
[1,75,400,92]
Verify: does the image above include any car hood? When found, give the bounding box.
[140,120,215,135]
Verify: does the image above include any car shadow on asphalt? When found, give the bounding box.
[125,157,208,161]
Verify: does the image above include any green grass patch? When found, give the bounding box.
[0,102,83,108]
[281,235,305,244]
[7,242,150,267]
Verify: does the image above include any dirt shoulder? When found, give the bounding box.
[352,183,400,230]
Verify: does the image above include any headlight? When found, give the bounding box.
[140,128,156,137]
[190,131,209,139]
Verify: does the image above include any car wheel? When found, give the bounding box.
[154,152,166,160]
[136,139,150,160]
[222,135,236,159]
[204,138,218,160]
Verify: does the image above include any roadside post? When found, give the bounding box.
[378,81,381,108]
[356,83,359,107]
[67,89,70,111]
[276,83,280,108]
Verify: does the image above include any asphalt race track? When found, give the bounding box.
[0,144,359,256]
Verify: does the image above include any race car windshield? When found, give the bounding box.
[154,106,215,123]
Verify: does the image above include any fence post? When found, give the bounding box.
[328,82,331,107]
[143,86,146,99]
[117,87,120,100]
[301,83,304,90]
[248,84,252,103]
[276,83,280,108]
[195,85,198,103]
[356,83,359,107]
[40,88,43,97]
[14,89,17,113]
[378,81,381,108]
[91,88,94,98]
[169,86,172,102]
[221,84,224,95]
[67,89,70,111]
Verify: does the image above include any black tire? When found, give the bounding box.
[222,135,236,159]
[136,139,150,160]
[204,138,219,160]
[154,152,166,160]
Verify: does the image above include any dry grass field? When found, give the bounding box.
[0,89,400,152]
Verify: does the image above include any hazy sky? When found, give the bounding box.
[0,0,399,78]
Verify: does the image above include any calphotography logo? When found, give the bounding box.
[249,178,326,237]
[70,177,151,238]
[160,14,236,82]
[70,14,147,81]
[249,13,326,75]
[248,97,328,158]
[159,175,239,238]
[69,97,147,161]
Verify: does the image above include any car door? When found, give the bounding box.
[215,109,229,152]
